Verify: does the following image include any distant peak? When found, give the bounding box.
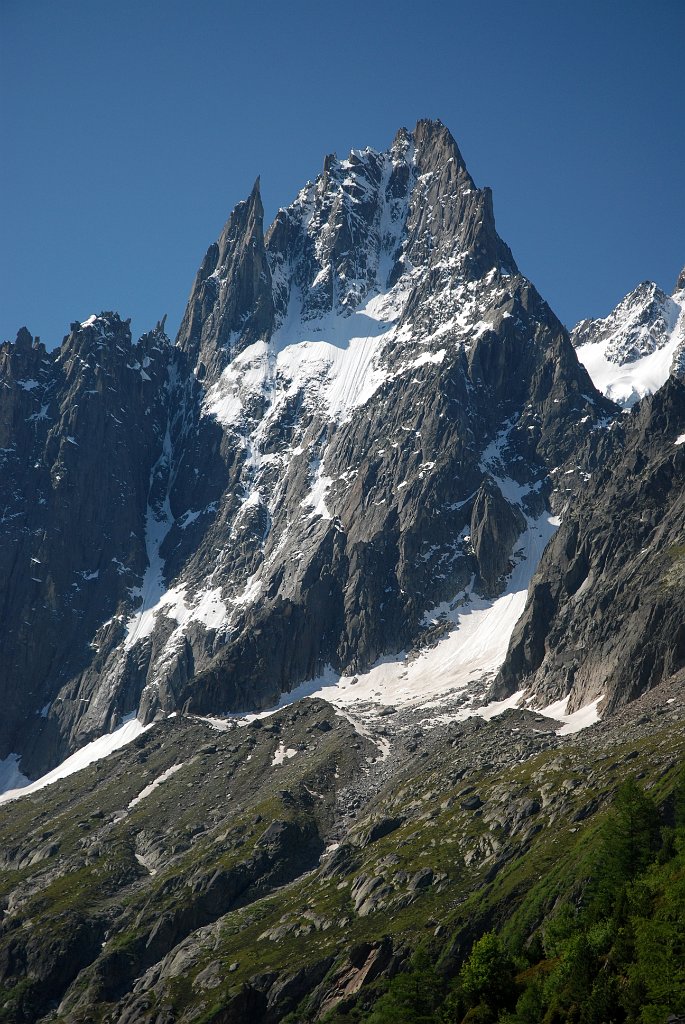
[675,265,685,294]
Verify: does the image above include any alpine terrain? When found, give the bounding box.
[0,120,683,1024]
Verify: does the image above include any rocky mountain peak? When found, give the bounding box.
[217,175,264,252]
[0,119,613,781]
[412,116,467,171]
[176,176,274,381]
[0,328,50,449]
[1,119,684,1024]
[675,264,685,294]
[181,119,518,392]
[61,311,131,360]
[13,325,37,353]
[572,271,685,406]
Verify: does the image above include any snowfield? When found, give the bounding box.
[198,509,603,739]
[0,714,151,805]
[575,284,685,407]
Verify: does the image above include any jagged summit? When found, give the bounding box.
[572,269,685,406]
[178,120,517,387]
[676,264,685,293]
[1,119,611,780]
[176,175,274,377]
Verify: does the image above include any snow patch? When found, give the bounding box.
[0,754,30,797]
[301,458,333,520]
[538,695,605,735]
[0,714,152,805]
[475,689,526,720]
[271,743,298,766]
[128,762,185,809]
[406,349,446,370]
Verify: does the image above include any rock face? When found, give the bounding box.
[469,479,526,597]
[572,269,685,407]
[495,374,685,715]
[0,119,612,777]
[0,676,682,1024]
[177,177,275,379]
[0,315,170,772]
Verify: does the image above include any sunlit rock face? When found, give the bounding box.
[0,120,611,777]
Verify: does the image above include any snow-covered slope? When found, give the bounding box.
[0,119,612,782]
[572,274,685,407]
[0,714,151,805]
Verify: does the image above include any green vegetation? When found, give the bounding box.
[358,769,685,1024]
[663,545,685,589]
[1,709,682,1024]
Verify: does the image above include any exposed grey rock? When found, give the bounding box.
[0,316,171,774]
[470,478,526,596]
[359,816,405,848]
[460,794,483,811]
[176,177,274,382]
[495,375,685,714]
[0,119,613,779]
[408,867,434,890]
[676,264,685,293]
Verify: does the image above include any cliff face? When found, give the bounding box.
[0,115,683,1024]
[494,374,685,715]
[0,120,612,776]
[0,315,171,771]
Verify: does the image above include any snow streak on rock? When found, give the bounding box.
[0,120,613,777]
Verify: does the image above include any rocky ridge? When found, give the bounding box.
[0,315,171,773]
[0,671,682,1023]
[572,269,685,407]
[495,373,685,714]
[0,120,613,778]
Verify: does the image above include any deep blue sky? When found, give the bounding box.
[2,0,684,348]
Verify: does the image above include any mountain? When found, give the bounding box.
[493,266,685,715]
[0,316,171,776]
[0,120,611,780]
[494,373,685,714]
[572,269,685,407]
[0,661,682,1023]
[1,118,684,1024]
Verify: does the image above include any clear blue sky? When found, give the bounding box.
[2,0,683,347]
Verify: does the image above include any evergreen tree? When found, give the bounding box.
[590,778,660,916]
[366,952,444,1024]
[457,931,516,1015]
